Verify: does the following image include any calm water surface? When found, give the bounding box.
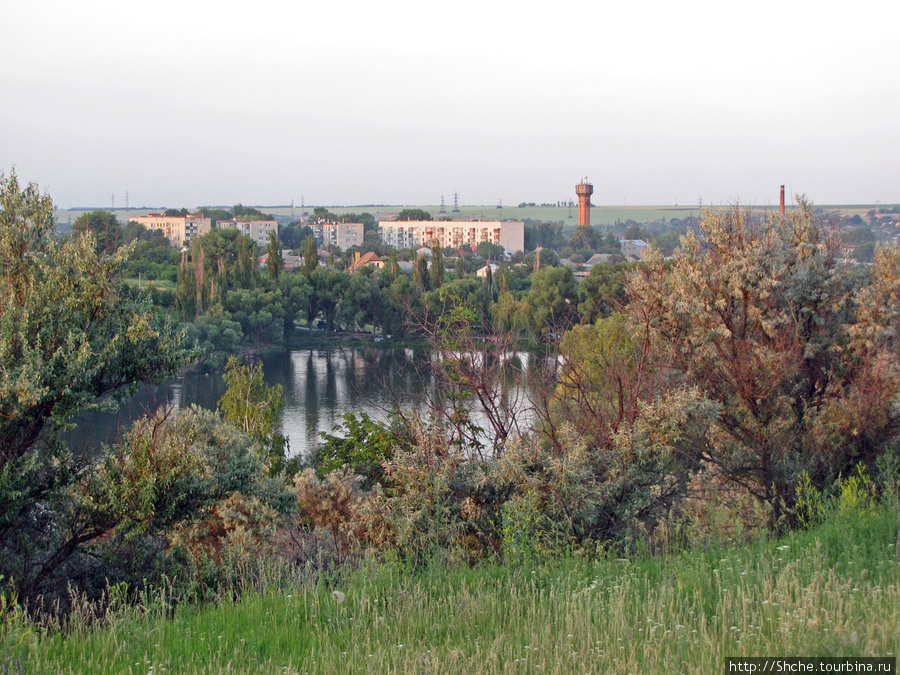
[66,347,536,458]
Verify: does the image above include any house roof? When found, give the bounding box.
[351,251,383,272]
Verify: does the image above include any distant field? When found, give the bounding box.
[54,203,888,233]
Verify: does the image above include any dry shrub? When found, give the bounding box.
[676,461,771,546]
[494,425,606,549]
[379,424,501,562]
[169,492,281,570]
[290,468,389,563]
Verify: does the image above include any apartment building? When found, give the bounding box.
[312,222,364,250]
[129,213,211,247]
[217,219,279,246]
[378,220,525,254]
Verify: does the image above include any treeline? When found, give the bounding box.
[65,206,641,364]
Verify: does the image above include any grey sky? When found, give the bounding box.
[2,0,897,209]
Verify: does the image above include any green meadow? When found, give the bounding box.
[54,202,884,234]
[5,502,897,674]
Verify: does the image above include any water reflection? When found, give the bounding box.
[64,346,538,459]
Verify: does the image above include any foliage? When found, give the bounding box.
[397,208,432,221]
[218,357,287,475]
[71,209,123,255]
[266,230,283,283]
[312,412,399,489]
[302,235,318,277]
[578,261,628,323]
[625,202,900,521]
[0,170,192,600]
[523,265,579,339]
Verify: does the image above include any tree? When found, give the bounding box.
[568,225,600,251]
[397,208,432,221]
[414,253,430,291]
[313,266,349,332]
[475,241,505,261]
[338,271,375,332]
[0,170,191,599]
[624,202,900,519]
[524,265,579,339]
[219,357,287,475]
[236,233,259,287]
[279,272,313,341]
[430,240,444,288]
[302,235,318,277]
[224,286,285,351]
[578,262,627,323]
[71,209,123,255]
[266,230,284,283]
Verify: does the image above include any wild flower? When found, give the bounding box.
[332,591,346,604]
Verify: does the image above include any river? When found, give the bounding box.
[65,346,539,459]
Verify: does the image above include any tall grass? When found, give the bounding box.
[4,502,898,674]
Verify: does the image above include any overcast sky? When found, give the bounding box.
[2,0,898,209]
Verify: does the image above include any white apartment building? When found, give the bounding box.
[129,213,212,247]
[217,219,279,246]
[378,220,525,254]
[312,222,364,250]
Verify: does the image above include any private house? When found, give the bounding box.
[350,251,384,273]
[619,239,649,260]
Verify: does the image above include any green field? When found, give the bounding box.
[54,203,888,233]
[5,502,898,674]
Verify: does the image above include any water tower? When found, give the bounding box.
[576,178,593,227]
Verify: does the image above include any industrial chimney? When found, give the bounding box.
[576,178,593,227]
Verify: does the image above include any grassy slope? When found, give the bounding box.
[7,504,899,674]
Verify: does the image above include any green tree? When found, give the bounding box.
[397,208,432,221]
[236,232,259,287]
[313,266,349,332]
[568,225,600,251]
[525,265,579,339]
[338,270,374,332]
[302,235,318,277]
[71,209,123,254]
[578,262,627,323]
[313,412,399,489]
[0,170,191,599]
[196,304,244,356]
[430,240,444,288]
[224,286,285,351]
[414,253,429,291]
[219,357,287,474]
[279,272,313,342]
[266,230,284,283]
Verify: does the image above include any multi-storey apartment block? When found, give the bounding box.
[312,222,364,250]
[129,213,212,247]
[378,220,525,254]
[217,219,279,246]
